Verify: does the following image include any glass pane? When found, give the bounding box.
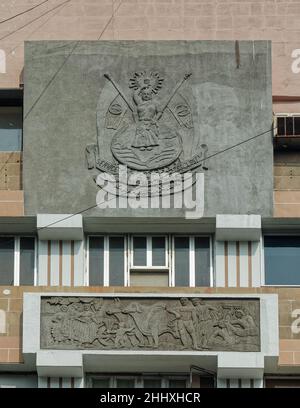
[144,379,161,388]
[133,236,147,266]
[277,117,285,136]
[152,237,166,266]
[116,379,135,388]
[19,237,35,285]
[169,379,186,388]
[286,117,294,136]
[109,237,125,286]
[199,377,215,388]
[195,237,210,287]
[174,237,189,286]
[0,107,22,151]
[92,378,110,388]
[264,236,300,285]
[89,237,104,285]
[0,237,14,285]
[130,272,168,287]
[294,117,300,136]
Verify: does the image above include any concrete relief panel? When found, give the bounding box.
[40,296,260,352]
[23,41,273,217]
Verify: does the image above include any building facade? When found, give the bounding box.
[0,0,300,389]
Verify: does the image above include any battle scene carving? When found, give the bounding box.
[40,297,260,351]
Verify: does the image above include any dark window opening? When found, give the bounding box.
[277,116,300,137]
[0,237,14,285]
[89,237,104,286]
[19,237,35,285]
[0,89,23,151]
[264,236,300,285]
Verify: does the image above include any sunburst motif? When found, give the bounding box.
[129,71,164,94]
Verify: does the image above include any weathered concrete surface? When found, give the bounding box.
[23,41,273,217]
[40,296,260,352]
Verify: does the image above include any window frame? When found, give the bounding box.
[0,235,37,286]
[275,113,300,137]
[0,90,23,152]
[87,374,189,388]
[264,375,300,388]
[171,235,213,288]
[262,233,300,287]
[87,234,213,288]
[128,234,169,288]
[87,235,127,287]
[88,375,138,388]
[130,235,169,270]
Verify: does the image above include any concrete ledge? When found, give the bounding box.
[37,351,83,377]
[217,353,264,379]
[216,214,261,241]
[37,214,83,240]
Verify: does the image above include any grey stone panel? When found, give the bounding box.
[40,296,260,352]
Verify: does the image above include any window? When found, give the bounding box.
[0,107,22,151]
[173,236,211,287]
[130,236,169,287]
[131,236,167,267]
[143,378,162,388]
[265,378,300,388]
[88,235,212,288]
[0,237,14,285]
[116,378,135,388]
[264,236,300,285]
[89,237,104,286]
[91,378,110,388]
[0,236,35,285]
[168,379,187,388]
[91,376,136,388]
[276,115,300,137]
[88,236,125,286]
[90,375,188,388]
[19,237,35,285]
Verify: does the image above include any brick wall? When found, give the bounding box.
[0,152,23,215]
[274,151,300,217]
[0,0,299,102]
[0,152,22,190]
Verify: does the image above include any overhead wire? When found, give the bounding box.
[0,0,50,25]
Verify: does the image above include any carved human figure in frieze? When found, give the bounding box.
[167,298,199,349]
[41,297,260,351]
[191,298,218,349]
[208,307,258,347]
[209,312,237,346]
[225,309,259,338]
[105,300,144,347]
[109,322,135,348]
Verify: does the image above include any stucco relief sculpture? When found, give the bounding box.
[40,297,260,351]
[86,70,208,191]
